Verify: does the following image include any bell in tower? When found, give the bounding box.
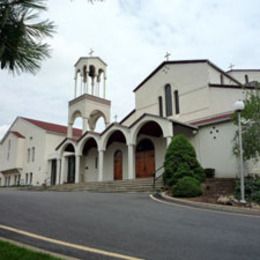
[67,52,111,138]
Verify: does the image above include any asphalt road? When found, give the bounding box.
[0,190,259,260]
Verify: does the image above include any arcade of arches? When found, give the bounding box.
[55,118,175,185]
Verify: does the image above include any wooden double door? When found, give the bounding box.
[135,139,155,178]
[114,150,123,180]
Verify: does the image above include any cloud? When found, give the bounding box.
[0,0,260,134]
[0,125,10,141]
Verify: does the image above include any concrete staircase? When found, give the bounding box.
[47,177,164,192]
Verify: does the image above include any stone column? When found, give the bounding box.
[56,158,61,185]
[166,136,172,147]
[128,144,135,179]
[103,74,106,99]
[98,149,104,181]
[74,75,77,98]
[67,124,73,138]
[83,118,89,132]
[60,156,66,184]
[75,155,81,184]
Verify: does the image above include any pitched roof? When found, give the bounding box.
[189,112,233,126]
[10,131,25,139]
[21,117,82,137]
[133,59,241,92]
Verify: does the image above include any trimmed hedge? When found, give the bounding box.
[163,134,205,187]
[173,176,202,197]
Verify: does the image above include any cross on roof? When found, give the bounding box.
[89,48,94,56]
[114,114,118,122]
[228,63,235,70]
[165,52,171,61]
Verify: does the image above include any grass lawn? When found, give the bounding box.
[0,239,61,260]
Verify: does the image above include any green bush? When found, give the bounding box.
[251,191,260,204]
[173,176,202,197]
[163,134,205,187]
[235,177,260,203]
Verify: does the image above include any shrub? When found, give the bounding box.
[204,168,215,178]
[235,177,260,203]
[251,191,260,204]
[173,176,202,197]
[163,134,205,187]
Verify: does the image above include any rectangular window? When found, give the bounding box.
[165,84,173,116]
[95,157,98,169]
[30,173,33,185]
[7,139,11,160]
[32,147,35,162]
[27,149,30,162]
[25,173,28,185]
[174,90,180,114]
[158,96,163,117]
[220,74,224,84]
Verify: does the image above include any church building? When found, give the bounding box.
[0,55,259,186]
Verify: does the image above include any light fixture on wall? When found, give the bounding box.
[234,100,246,203]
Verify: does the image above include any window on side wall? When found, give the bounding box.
[27,149,30,163]
[32,147,35,162]
[164,84,173,116]
[158,96,163,117]
[174,90,180,114]
[30,173,33,185]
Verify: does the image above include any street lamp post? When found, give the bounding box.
[234,100,246,203]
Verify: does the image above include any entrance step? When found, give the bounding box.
[47,177,164,192]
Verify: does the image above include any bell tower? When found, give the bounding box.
[67,54,111,137]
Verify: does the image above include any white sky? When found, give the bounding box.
[0,0,260,138]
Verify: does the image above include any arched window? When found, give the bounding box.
[164,84,173,116]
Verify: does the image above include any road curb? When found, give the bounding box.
[154,192,260,217]
[0,236,78,260]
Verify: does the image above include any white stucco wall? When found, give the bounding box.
[227,70,260,84]
[81,147,99,182]
[191,121,239,178]
[0,133,25,172]
[207,66,239,85]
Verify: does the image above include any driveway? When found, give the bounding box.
[0,190,259,259]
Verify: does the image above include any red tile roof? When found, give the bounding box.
[21,117,82,137]
[189,112,233,126]
[10,131,25,139]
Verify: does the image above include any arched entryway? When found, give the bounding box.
[114,150,123,180]
[81,137,99,182]
[64,143,76,184]
[135,139,155,178]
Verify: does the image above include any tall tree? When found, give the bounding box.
[0,0,55,74]
[233,83,260,161]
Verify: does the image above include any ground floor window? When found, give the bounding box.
[29,173,33,185]
[25,173,28,185]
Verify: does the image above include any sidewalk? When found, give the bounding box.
[155,192,260,217]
